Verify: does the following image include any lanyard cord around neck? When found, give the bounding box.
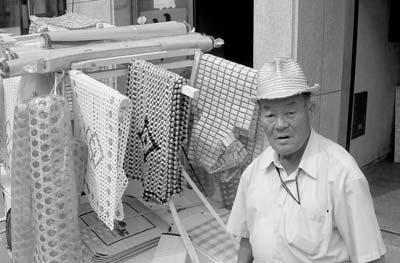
[275,166,301,205]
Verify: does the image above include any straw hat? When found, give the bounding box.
[254,57,319,100]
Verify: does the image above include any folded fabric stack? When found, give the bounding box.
[29,12,101,34]
[188,212,238,263]
[79,195,170,263]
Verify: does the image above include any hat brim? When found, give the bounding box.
[250,84,320,102]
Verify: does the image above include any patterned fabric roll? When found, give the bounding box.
[11,102,34,263]
[124,59,189,203]
[11,95,84,263]
[29,96,82,263]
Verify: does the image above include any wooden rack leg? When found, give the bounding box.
[169,198,200,263]
[181,168,238,244]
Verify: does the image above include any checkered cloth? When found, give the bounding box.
[124,59,190,203]
[188,212,238,263]
[187,54,269,205]
[188,54,258,173]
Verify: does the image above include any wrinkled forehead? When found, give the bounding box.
[258,94,308,110]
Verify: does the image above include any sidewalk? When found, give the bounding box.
[1,157,399,262]
[364,157,400,262]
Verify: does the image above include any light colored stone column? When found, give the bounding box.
[253,0,298,69]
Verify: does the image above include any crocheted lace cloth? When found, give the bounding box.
[0,77,21,169]
[71,71,132,230]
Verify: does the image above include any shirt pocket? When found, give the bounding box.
[284,204,327,256]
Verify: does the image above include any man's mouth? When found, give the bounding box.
[276,135,290,142]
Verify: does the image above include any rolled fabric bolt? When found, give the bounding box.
[40,21,192,48]
[3,34,215,77]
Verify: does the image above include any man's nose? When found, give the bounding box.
[275,115,288,129]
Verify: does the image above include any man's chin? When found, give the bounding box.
[271,144,296,156]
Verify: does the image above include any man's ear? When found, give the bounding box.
[308,100,316,114]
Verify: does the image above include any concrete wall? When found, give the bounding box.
[66,0,131,26]
[349,0,400,166]
[254,0,297,68]
[297,0,348,143]
[254,0,350,144]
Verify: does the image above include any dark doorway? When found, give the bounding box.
[194,0,254,67]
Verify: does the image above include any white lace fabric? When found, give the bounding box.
[0,76,21,169]
[70,70,132,230]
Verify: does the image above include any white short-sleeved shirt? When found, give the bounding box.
[226,130,386,263]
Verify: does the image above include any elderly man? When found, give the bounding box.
[227,58,386,263]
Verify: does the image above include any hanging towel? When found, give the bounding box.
[124,59,189,203]
[188,54,258,173]
[187,54,269,202]
[70,70,133,230]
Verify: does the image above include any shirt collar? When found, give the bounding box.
[260,129,319,179]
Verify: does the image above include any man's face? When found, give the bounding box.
[259,94,312,158]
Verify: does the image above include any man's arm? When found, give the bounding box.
[238,237,253,263]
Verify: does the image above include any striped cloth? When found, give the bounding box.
[188,212,238,263]
[188,54,258,174]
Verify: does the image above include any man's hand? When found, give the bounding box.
[238,237,253,263]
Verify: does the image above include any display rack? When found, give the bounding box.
[1,29,233,262]
[68,48,235,263]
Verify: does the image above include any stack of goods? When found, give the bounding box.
[70,70,133,231]
[124,59,190,203]
[11,95,84,263]
[79,195,170,263]
[0,21,216,78]
[29,12,101,34]
[188,54,268,208]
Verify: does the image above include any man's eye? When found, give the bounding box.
[287,111,296,116]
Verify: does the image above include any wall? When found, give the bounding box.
[254,0,350,144]
[349,0,400,166]
[254,0,296,68]
[66,0,131,26]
